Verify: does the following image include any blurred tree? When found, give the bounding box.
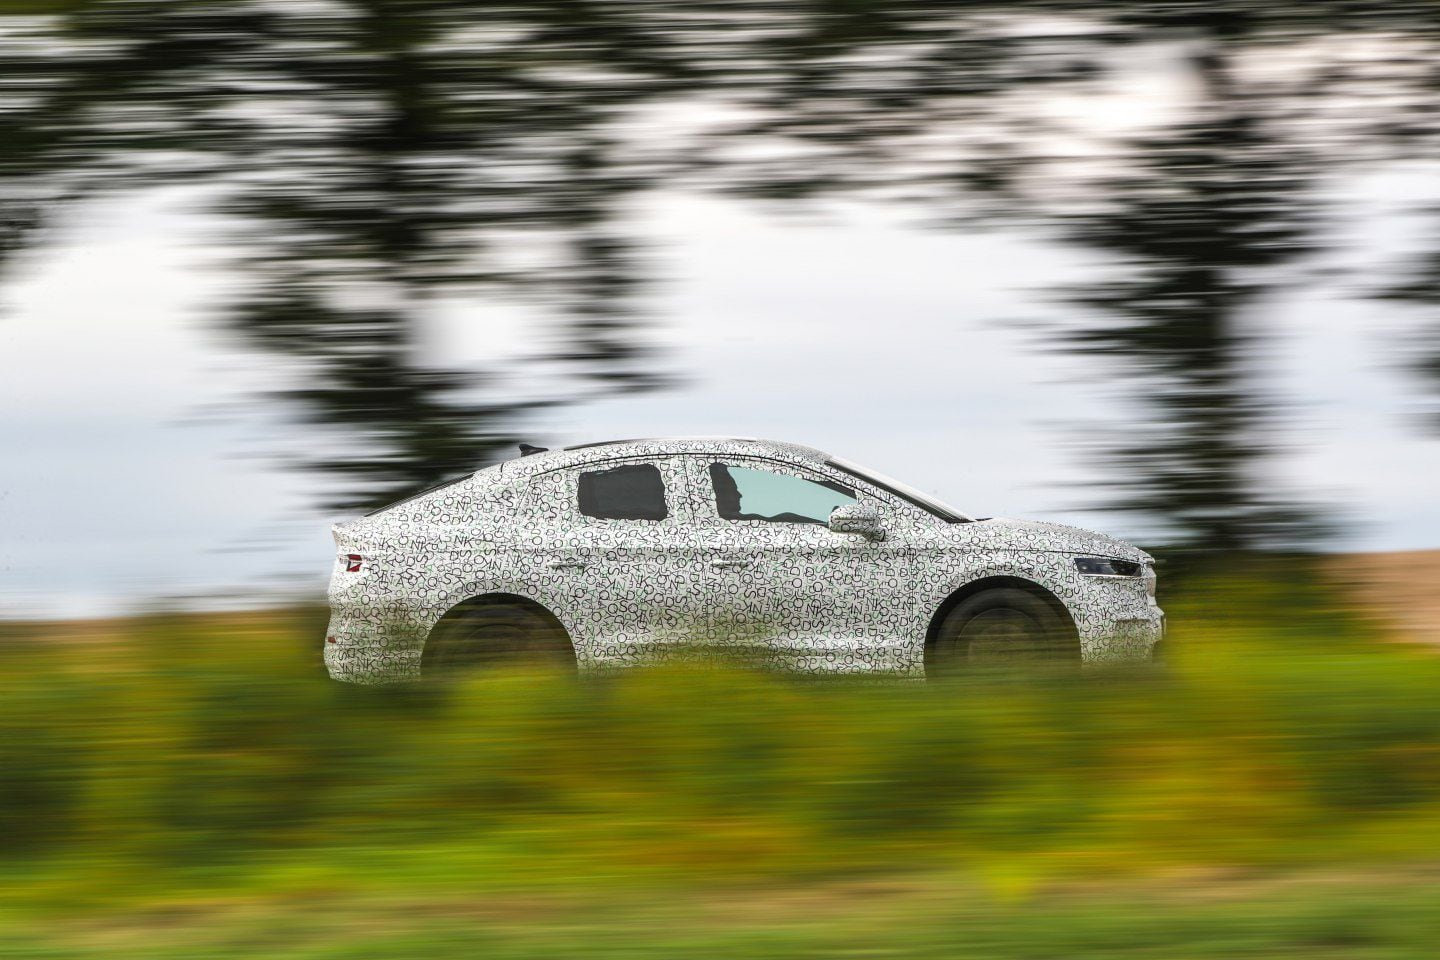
[3,1,1440,550]
[1,0,686,509]
[1045,12,1332,554]
[683,2,1440,558]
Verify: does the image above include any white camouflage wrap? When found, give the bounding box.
[325,438,1163,683]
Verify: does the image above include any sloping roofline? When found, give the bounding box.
[495,437,830,476]
[498,437,970,522]
[555,436,830,461]
[561,436,786,452]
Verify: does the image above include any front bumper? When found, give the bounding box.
[1082,604,1165,662]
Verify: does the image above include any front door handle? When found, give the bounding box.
[710,558,754,569]
[547,559,588,571]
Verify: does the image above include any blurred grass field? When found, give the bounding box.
[4,565,1440,957]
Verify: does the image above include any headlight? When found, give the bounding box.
[1074,556,1144,577]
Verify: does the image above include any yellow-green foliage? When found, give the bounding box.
[3,584,1440,910]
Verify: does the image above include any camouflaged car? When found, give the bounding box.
[325,438,1163,682]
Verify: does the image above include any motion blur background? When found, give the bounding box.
[5,3,1440,957]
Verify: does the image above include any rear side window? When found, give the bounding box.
[577,463,668,521]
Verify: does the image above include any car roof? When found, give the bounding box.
[497,437,832,478]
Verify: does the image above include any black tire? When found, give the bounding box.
[422,603,575,677]
[926,588,1079,678]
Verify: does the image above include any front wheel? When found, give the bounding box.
[926,588,1078,678]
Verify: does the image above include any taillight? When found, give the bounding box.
[344,554,364,573]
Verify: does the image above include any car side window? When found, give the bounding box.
[577,462,668,521]
[709,462,856,525]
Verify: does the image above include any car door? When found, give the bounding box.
[522,456,709,669]
[687,456,907,673]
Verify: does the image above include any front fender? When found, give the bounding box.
[922,551,1141,661]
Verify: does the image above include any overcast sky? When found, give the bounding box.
[3,182,1439,618]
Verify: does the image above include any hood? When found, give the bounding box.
[948,517,1152,563]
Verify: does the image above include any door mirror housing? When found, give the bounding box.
[829,503,886,542]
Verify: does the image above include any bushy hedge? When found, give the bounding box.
[3,582,1440,907]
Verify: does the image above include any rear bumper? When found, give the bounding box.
[323,610,425,684]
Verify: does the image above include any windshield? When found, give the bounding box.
[825,458,971,523]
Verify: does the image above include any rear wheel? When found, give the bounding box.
[422,603,575,677]
[927,588,1078,678]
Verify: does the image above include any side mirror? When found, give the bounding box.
[829,503,886,542]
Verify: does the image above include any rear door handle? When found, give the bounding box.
[547,559,588,570]
[710,558,754,569]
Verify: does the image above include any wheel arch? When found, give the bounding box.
[428,591,571,643]
[924,576,1079,652]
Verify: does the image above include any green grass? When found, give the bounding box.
[3,575,1440,955]
[4,867,1440,958]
